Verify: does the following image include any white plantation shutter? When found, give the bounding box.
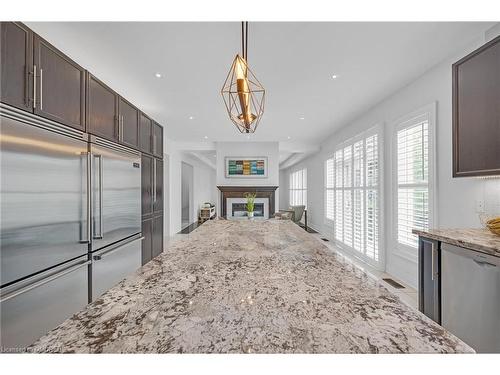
[365,135,379,260]
[329,130,380,264]
[343,146,353,247]
[325,158,334,221]
[334,150,343,241]
[289,168,307,207]
[396,120,429,249]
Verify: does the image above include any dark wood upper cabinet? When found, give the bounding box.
[118,97,139,149]
[139,112,153,154]
[152,122,163,158]
[0,22,33,112]
[153,158,163,214]
[141,154,153,218]
[33,34,86,131]
[453,35,500,177]
[86,73,118,141]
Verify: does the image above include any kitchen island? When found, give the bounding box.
[30,220,473,353]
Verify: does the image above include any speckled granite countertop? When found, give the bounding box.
[413,228,500,258]
[30,220,473,353]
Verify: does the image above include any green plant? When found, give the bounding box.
[244,192,256,212]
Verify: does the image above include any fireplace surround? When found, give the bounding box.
[217,186,278,219]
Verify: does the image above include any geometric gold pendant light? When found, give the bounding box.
[221,22,265,133]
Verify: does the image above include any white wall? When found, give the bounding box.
[215,142,280,212]
[167,142,217,235]
[281,28,500,288]
[279,170,288,209]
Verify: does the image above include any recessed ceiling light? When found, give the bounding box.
[287,136,291,140]
[155,73,162,78]
[204,136,208,139]
[188,116,194,120]
[331,74,338,79]
[299,117,305,120]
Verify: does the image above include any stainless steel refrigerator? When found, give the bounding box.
[87,135,142,301]
[0,104,142,350]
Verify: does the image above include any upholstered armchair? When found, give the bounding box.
[274,205,308,230]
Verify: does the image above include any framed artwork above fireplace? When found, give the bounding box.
[225,157,268,178]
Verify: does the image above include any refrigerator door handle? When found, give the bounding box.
[93,236,144,261]
[79,152,91,243]
[93,154,104,239]
[0,260,91,303]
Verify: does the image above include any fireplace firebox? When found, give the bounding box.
[232,203,265,217]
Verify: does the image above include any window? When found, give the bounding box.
[395,112,432,250]
[326,128,381,263]
[289,168,307,207]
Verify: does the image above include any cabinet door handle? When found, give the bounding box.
[40,68,43,110]
[153,158,157,203]
[24,65,29,106]
[33,65,37,109]
[119,115,123,141]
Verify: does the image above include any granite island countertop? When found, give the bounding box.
[412,228,500,258]
[30,220,473,353]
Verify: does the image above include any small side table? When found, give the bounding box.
[199,206,216,223]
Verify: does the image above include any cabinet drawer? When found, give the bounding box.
[91,236,142,301]
[0,256,89,349]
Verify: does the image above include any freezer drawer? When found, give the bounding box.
[441,243,500,353]
[0,108,89,286]
[91,234,143,301]
[0,256,90,351]
[90,136,141,251]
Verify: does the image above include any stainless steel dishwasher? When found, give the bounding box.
[441,243,500,353]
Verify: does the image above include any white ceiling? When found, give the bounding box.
[28,22,494,151]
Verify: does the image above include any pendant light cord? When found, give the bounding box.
[241,21,248,61]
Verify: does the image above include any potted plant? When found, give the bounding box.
[244,192,256,218]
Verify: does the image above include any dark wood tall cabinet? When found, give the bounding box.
[141,218,153,266]
[453,35,500,177]
[0,22,33,111]
[33,35,86,130]
[141,155,153,217]
[418,237,441,324]
[153,158,164,214]
[141,152,164,265]
[152,215,164,259]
